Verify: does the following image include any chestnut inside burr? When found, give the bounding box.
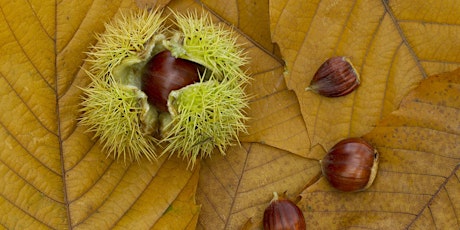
[141,50,202,112]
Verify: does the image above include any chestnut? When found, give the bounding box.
[141,50,201,112]
[320,137,379,192]
[263,192,306,230]
[305,57,360,97]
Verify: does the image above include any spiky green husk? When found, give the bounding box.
[163,79,249,167]
[167,11,249,84]
[80,9,165,162]
[80,9,251,166]
[80,73,158,162]
[86,9,166,80]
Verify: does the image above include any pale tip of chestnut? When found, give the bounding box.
[305,56,360,97]
[320,137,379,192]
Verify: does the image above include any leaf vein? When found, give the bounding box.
[0,156,63,204]
[224,143,252,229]
[57,0,95,54]
[408,164,460,228]
[349,9,387,135]
[381,0,427,78]
[197,185,226,225]
[0,121,61,176]
[72,161,133,227]
[379,42,404,120]
[333,0,358,53]
[67,159,114,204]
[26,0,54,40]
[0,73,58,136]
[231,163,320,214]
[0,193,55,229]
[65,141,97,172]
[202,159,235,199]
[397,19,460,27]
[0,5,55,91]
[377,146,459,160]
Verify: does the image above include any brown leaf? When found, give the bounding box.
[299,69,460,228]
[196,143,319,229]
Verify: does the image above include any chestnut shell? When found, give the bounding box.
[321,137,379,192]
[307,56,360,97]
[263,193,306,230]
[141,50,200,112]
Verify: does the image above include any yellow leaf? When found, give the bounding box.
[193,14,316,227]
[300,69,460,228]
[196,0,459,229]
[201,0,276,53]
[150,161,201,230]
[239,45,310,156]
[0,0,64,228]
[269,0,460,157]
[3,0,459,229]
[1,0,204,228]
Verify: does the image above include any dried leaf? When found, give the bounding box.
[269,0,460,157]
[239,45,310,156]
[195,13,315,228]
[299,69,460,229]
[1,0,203,228]
[196,143,319,229]
[202,0,276,53]
[2,0,459,229]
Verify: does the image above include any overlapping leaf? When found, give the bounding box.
[197,0,459,229]
[269,0,460,158]
[300,69,460,229]
[1,0,459,229]
[0,0,309,228]
[195,39,318,228]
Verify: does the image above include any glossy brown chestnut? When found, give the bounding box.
[141,50,201,112]
[320,137,379,192]
[306,56,360,97]
[263,192,306,230]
